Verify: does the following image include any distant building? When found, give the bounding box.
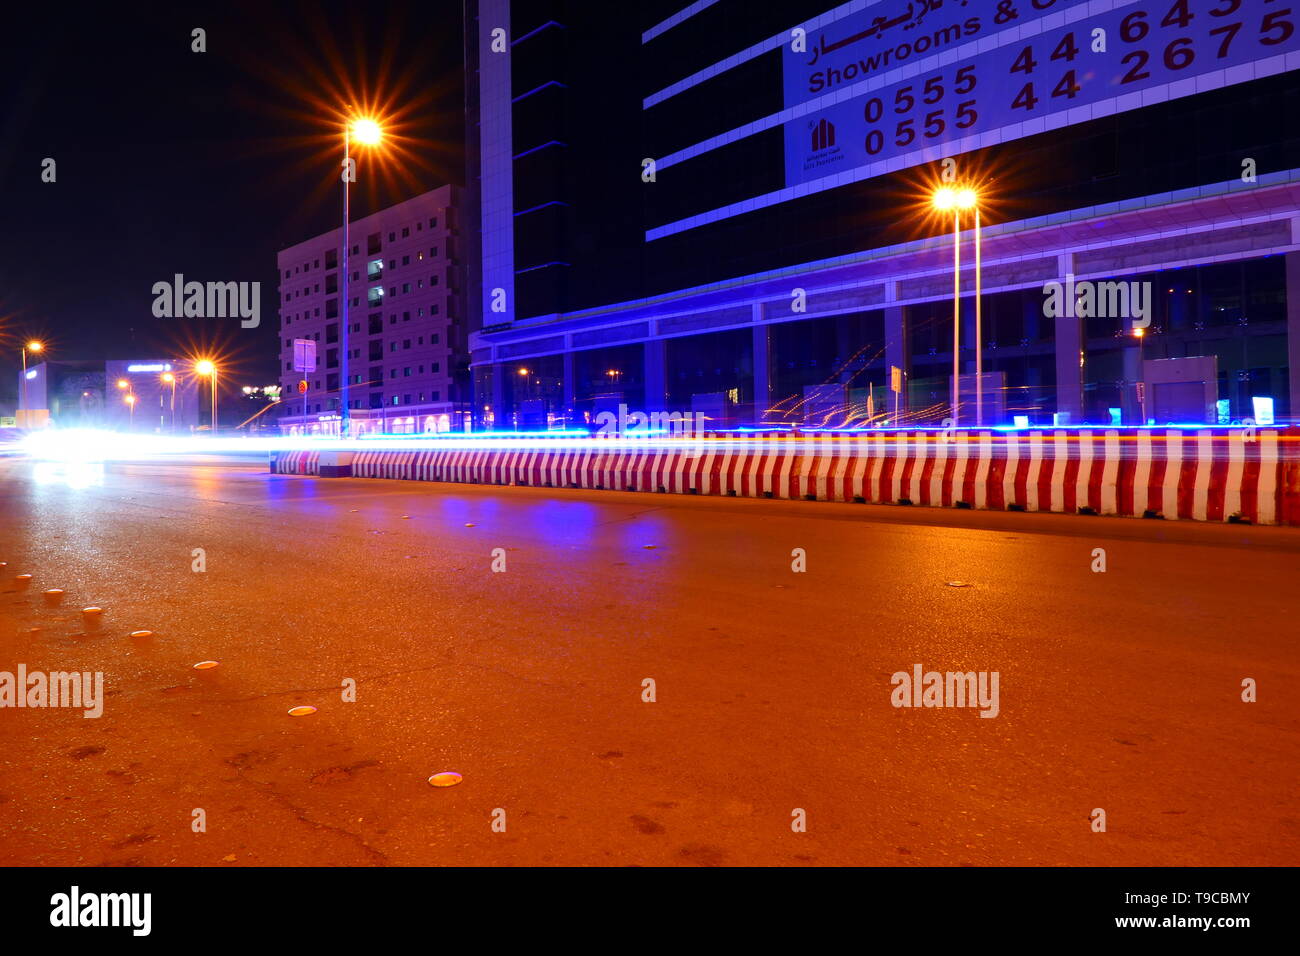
[18,358,203,432]
[276,186,471,436]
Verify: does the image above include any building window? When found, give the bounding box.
[429,218,437,228]
[402,227,410,238]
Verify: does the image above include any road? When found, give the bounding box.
[0,457,1296,866]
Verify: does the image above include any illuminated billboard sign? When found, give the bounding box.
[784,0,1299,189]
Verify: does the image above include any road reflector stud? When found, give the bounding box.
[428,771,463,787]
[129,630,154,639]
[15,574,32,590]
[946,581,973,588]
[288,705,318,716]
[193,660,220,670]
[43,589,65,605]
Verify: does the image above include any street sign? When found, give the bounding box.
[298,380,308,394]
[890,366,902,393]
[293,339,317,373]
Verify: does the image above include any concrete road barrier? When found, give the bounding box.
[270,428,1298,525]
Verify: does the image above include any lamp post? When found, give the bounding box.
[116,378,134,432]
[1133,326,1146,424]
[932,186,983,426]
[341,113,383,440]
[957,188,983,426]
[161,372,176,432]
[195,360,217,433]
[933,189,961,424]
[20,340,44,421]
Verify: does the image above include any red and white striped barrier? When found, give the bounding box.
[271,450,319,475]
[279,429,1298,525]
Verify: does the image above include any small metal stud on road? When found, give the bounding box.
[288,705,318,716]
[428,771,463,787]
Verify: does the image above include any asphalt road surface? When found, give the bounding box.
[0,457,1296,866]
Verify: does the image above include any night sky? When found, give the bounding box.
[0,1,466,402]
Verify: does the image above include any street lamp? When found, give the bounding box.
[956,187,984,427]
[341,112,384,440]
[20,340,44,419]
[162,372,177,432]
[932,186,983,426]
[1133,326,1147,424]
[933,188,961,424]
[195,359,217,432]
[116,378,136,431]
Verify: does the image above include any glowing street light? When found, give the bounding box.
[931,185,984,426]
[351,117,383,146]
[195,359,218,432]
[340,111,385,440]
[20,340,45,418]
[1133,326,1147,423]
[124,392,137,430]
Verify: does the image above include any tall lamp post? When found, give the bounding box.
[1133,326,1147,424]
[341,113,384,440]
[932,186,982,426]
[116,378,134,432]
[161,372,177,432]
[195,359,217,433]
[20,340,44,421]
